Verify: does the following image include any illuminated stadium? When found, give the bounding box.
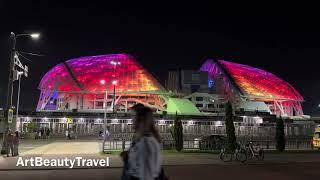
[37,55,304,117]
[37,54,168,113]
[16,55,310,138]
[200,59,304,117]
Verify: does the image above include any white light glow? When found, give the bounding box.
[30,33,40,39]
[188,120,194,126]
[100,79,106,85]
[110,61,121,65]
[215,121,222,126]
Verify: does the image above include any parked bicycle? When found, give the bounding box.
[220,143,247,163]
[245,141,264,160]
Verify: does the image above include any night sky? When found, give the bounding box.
[0,2,319,115]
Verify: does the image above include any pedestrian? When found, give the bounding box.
[70,129,74,139]
[46,128,50,139]
[121,104,167,180]
[13,131,20,156]
[6,130,14,157]
[34,129,38,139]
[42,128,46,139]
[98,130,103,140]
[38,130,41,139]
[104,127,110,141]
[65,129,69,140]
[3,129,9,155]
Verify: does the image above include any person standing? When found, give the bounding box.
[13,131,20,156]
[65,129,69,140]
[46,128,50,139]
[6,131,14,157]
[104,127,111,141]
[40,128,45,139]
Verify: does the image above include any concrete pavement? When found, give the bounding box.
[1,162,320,180]
[1,138,320,172]
[2,151,320,170]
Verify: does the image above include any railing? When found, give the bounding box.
[102,138,313,152]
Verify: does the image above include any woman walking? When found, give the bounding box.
[121,104,166,180]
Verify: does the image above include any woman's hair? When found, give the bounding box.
[133,104,161,143]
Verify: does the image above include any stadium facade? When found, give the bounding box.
[37,54,168,113]
[14,54,314,139]
[200,59,304,117]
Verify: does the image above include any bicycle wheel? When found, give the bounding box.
[236,150,247,163]
[221,152,233,162]
[257,149,264,160]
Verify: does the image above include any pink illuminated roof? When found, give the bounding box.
[39,54,164,93]
[201,60,303,101]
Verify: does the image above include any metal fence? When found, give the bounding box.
[102,138,313,152]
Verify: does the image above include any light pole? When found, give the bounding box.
[110,60,120,115]
[15,71,23,133]
[100,79,108,134]
[1,32,40,154]
[112,80,117,114]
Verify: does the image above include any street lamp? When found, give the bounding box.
[16,33,40,39]
[100,79,108,146]
[110,60,120,114]
[112,80,117,114]
[1,32,40,155]
[30,33,40,39]
[8,32,40,125]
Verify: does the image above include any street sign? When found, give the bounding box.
[8,109,13,123]
[24,65,28,77]
[67,118,73,124]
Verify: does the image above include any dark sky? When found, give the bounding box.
[0,2,319,115]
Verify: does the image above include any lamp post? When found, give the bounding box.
[100,79,108,133]
[110,61,120,114]
[112,80,117,114]
[1,32,40,154]
[15,71,23,133]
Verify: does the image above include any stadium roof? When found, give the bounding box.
[39,54,164,93]
[200,59,303,101]
[166,98,202,115]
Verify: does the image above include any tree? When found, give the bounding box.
[27,122,37,133]
[276,116,286,152]
[172,112,183,152]
[225,101,237,152]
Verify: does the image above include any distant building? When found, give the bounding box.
[166,70,209,94]
[184,92,226,114]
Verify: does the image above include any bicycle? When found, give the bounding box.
[245,141,264,160]
[220,143,247,163]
